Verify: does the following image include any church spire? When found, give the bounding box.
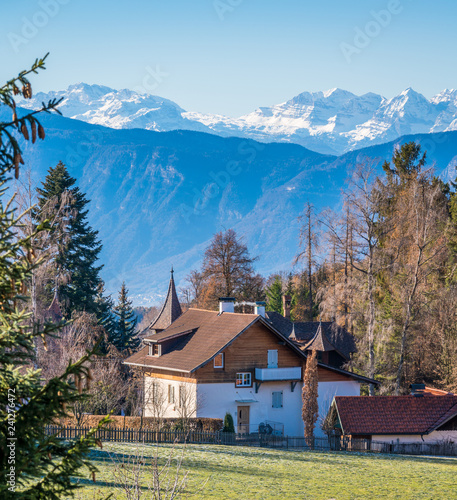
[147,267,182,333]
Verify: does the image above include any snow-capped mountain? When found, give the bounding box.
[21,84,457,155]
[22,83,212,134]
[9,101,457,303]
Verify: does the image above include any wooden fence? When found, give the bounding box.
[45,426,457,457]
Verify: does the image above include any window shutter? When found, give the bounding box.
[268,350,278,368]
[168,385,175,404]
[272,391,283,408]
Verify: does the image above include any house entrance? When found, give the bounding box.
[237,406,250,434]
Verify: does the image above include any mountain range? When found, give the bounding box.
[21,84,457,155]
[7,97,457,305]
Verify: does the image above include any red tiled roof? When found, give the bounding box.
[334,395,457,435]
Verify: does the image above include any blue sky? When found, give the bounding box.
[1,0,456,116]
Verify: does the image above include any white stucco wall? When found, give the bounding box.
[316,381,361,438]
[197,379,361,437]
[372,431,457,444]
[197,381,303,436]
[144,376,197,419]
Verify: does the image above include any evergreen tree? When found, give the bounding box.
[0,55,108,499]
[112,282,140,352]
[265,275,283,314]
[35,161,103,318]
[382,142,426,183]
[222,412,235,433]
[95,282,117,353]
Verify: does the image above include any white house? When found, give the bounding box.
[125,278,376,437]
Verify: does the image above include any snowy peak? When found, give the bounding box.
[21,83,209,133]
[285,88,356,106]
[21,84,457,155]
[431,89,457,104]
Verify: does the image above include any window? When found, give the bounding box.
[168,385,175,404]
[268,350,278,368]
[214,353,224,369]
[178,385,186,408]
[149,381,159,403]
[236,372,252,387]
[148,344,161,356]
[272,391,283,408]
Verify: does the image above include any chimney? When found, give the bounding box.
[410,383,425,397]
[219,297,235,314]
[282,294,292,320]
[255,301,266,318]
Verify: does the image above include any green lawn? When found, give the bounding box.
[72,442,457,500]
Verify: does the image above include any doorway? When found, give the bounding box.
[237,406,250,434]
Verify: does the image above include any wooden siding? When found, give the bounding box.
[317,365,353,382]
[141,322,356,385]
[194,321,303,383]
[143,369,196,383]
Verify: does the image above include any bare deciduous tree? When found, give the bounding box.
[109,441,200,500]
[175,384,205,431]
[296,202,321,320]
[38,311,127,424]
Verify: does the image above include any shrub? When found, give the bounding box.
[222,412,235,433]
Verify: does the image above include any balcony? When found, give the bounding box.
[255,367,301,382]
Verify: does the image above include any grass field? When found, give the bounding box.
[73,442,457,500]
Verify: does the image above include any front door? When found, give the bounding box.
[237,406,250,434]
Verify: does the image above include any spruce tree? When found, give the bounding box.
[0,55,108,500]
[113,282,140,352]
[35,161,103,318]
[266,275,283,314]
[95,282,117,353]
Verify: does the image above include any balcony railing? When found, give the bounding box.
[255,367,301,381]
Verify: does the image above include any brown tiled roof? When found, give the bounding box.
[147,269,182,332]
[125,309,259,373]
[334,395,457,435]
[265,313,356,360]
[125,308,377,386]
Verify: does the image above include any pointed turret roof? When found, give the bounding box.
[290,322,297,340]
[148,268,182,332]
[47,288,63,322]
[304,322,336,352]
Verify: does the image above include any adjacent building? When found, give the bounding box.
[328,387,457,444]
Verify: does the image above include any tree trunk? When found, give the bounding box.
[307,205,313,321]
[395,246,422,394]
[367,249,376,396]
